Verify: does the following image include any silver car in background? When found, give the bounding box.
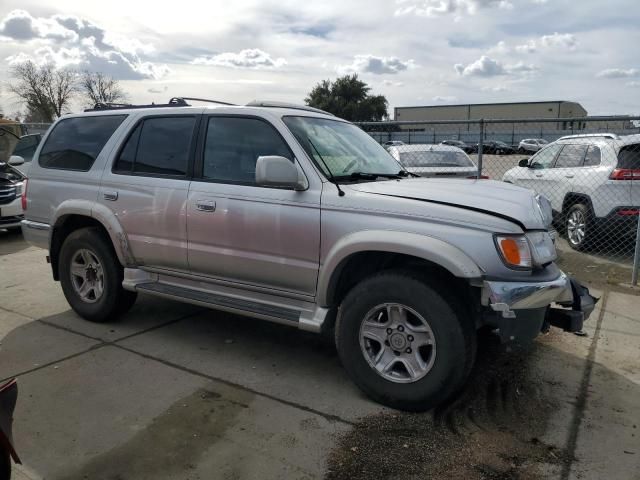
[518,138,548,153]
[388,144,482,178]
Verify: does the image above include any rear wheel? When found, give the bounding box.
[565,203,593,251]
[59,227,137,322]
[335,271,475,411]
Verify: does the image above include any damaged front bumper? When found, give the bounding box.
[481,272,598,343]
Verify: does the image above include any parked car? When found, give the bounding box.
[440,139,476,154]
[388,144,483,178]
[21,98,596,412]
[481,140,517,155]
[0,161,25,231]
[518,138,548,153]
[503,133,640,250]
[9,133,42,175]
[383,140,405,149]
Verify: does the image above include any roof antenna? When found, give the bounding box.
[307,137,345,197]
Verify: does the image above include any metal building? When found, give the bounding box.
[394,100,587,122]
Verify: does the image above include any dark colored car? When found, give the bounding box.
[440,140,477,154]
[480,140,517,155]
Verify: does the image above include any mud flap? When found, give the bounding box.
[544,277,598,333]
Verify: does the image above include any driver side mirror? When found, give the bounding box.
[255,156,306,190]
[518,158,529,168]
[8,155,25,166]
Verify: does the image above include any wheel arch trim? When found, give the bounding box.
[317,230,483,307]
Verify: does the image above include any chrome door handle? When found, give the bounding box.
[196,200,216,212]
[103,191,118,201]
[565,174,574,178]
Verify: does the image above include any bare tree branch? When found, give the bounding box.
[8,61,77,122]
[80,71,128,106]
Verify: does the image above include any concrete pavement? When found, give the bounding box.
[1,229,639,479]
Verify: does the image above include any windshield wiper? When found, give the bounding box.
[307,137,345,197]
[334,171,405,181]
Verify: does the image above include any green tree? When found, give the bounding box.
[305,74,388,121]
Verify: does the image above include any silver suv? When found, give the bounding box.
[21,98,596,411]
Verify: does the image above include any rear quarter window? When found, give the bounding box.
[617,144,640,169]
[39,115,126,171]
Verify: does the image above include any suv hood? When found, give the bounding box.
[348,178,545,229]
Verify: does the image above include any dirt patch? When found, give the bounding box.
[326,336,571,480]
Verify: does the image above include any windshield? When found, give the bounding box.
[398,150,474,167]
[283,116,403,178]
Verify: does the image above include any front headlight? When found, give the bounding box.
[14,183,23,196]
[535,194,553,228]
[526,231,557,265]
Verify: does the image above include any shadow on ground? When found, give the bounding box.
[0,229,29,256]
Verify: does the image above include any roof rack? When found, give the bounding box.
[558,133,620,141]
[84,97,236,112]
[246,100,334,116]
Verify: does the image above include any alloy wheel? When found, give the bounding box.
[70,248,104,303]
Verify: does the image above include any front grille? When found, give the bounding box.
[0,185,17,205]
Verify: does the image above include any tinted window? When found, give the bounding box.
[554,144,588,168]
[203,117,292,184]
[583,146,601,167]
[113,123,141,173]
[39,116,125,171]
[114,117,195,176]
[12,134,41,162]
[617,144,640,169]
[530,143,562,169]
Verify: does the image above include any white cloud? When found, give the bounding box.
[455,55,537,77]
[148,85,168,94]
[455,55,504,76]
[337,55,416,75]
[540,32,577,49]
[382,80,405,87]
[432,95,457,102]
[0,9,169,80]
[596,68,639,78]
[395,0,514,17]
[509,33,578,53]
[626,81,640,87]
[192,49,286,69]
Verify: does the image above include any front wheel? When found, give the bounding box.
[565,203,593,251]
[59,227,137,322]
[335,271,475,411]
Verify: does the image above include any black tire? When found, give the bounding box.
[59,227,137,322]
[335,271,475,412]
[564,203,593,251]
[518,147,525,154]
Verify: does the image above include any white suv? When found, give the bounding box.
[518,138,548,153]
[504,134,640,250]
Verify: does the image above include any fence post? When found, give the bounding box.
[632,214,640,286]
[477,119,484,179]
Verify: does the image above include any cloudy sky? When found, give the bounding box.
[0,0,638,118]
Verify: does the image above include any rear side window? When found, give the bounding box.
[583,146,601,166]
[113,116,196,176]
[39,115,126,171]
[554,144,588,168]
[617,144,640,169]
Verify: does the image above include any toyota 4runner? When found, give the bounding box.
[21,98,596,411]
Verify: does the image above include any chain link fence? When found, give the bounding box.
[358,116,640,286]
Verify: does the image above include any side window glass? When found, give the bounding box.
[113,123,141,173]
[39,115,126,171]
[202,117,292,184]
[113,117,195,176]
[583,146,601,167]
[135,117,194,176]
[530,143,562,169]
[554,144,588,168]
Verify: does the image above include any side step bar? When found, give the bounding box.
[136,282,302,328]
